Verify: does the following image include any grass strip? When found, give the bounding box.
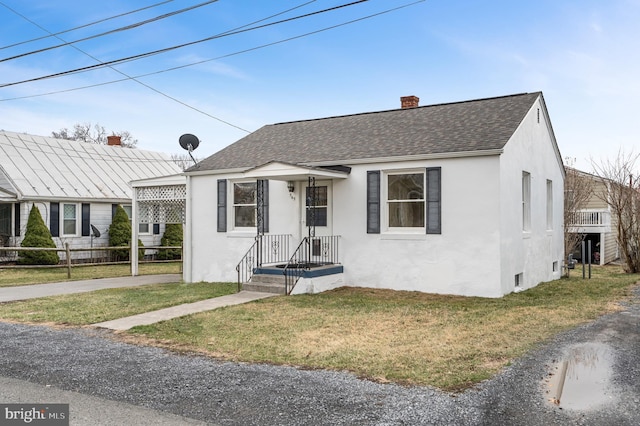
[0,282,235,325]
[0,265,635,390]
[0,262,181,287]
[128,266,638,390]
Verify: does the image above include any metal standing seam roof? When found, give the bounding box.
[188,92,543,173]
[0,131,181,201]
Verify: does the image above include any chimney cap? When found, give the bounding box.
[401,95,420,109]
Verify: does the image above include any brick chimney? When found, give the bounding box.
[401,95,420,109]
[107,135,122,146]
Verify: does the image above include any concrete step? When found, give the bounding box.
[250,273,286,285]
[242,281,286,295]
[242,272,287,295]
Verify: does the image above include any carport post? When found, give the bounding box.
[131,189,139,276]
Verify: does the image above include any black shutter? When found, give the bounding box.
[367,171,380,234]
[257,179,269,234]
[81,203,90,236]
[217,179,227,232]
[112,204,118,219]
[14,203,20,237]
[153,223,160,234]
[50,202,60,237]
[426,167,441,234]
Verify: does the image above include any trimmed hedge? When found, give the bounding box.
[157,223,183,260]
[109,205,144,261]
[18,205,60,265]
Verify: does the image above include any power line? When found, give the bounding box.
[0,0,175,51]
[0,1,324,133]
[0,0,371,89]
[0,0,425,103]
[0,0,221,63]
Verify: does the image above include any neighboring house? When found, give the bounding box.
[565,167,618,265]
[182,92,565,297]
[0,131,181,260]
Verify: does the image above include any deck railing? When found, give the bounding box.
[283,235,340,294]
[568,210,610,227]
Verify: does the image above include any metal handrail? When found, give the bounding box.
[283,235,340,295]
[283,238,309,295]
[236,234,291,291]
[236,237,260,292]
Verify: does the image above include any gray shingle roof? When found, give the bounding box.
[189,92,542,173]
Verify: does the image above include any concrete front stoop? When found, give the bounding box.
[242,274,287,295]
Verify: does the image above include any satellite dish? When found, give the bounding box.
[179,134,200,152]
[90,224,101,238]
[179,133,200,165]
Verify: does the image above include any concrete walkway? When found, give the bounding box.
[0,274,182,302]
[92,291,277,330]
[1,274,277,330]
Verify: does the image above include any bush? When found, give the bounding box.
[18,205,60,265]
[157,223,183,260]
[108,205,144,261]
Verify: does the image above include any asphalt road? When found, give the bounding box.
[0,286,638,425]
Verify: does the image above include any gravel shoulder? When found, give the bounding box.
[0,286,638,426]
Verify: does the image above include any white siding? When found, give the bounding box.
[13,201,163,261]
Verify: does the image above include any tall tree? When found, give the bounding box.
[592,150,640,273]
[52,123,138,148]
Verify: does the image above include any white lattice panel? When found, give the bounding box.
[137,201,185,224]
[136,185,186,201]
[136,185,186,224]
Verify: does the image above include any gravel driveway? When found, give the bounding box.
[0,287,638,425]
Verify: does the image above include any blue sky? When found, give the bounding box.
[1,0,639,172]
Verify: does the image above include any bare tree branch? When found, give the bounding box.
[591,149,640,273]
[52,122,138,148]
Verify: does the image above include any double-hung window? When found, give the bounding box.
[387,172,425,229]
[62,203,77,235]
[233,182,257,228]
[367,168,440,234]
[522,171,531,232]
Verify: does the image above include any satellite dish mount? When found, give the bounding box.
[179,134,200,164]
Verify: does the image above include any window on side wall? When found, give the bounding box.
[233,182,257,228]
[546,179,553,230]
[62,203,77,235]
[522,172,531,232]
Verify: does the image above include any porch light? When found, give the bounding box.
[287,181,295,192]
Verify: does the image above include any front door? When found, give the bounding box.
[300,179,332,238]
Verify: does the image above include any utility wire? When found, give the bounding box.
[0,0,370,89]
[0,0,424,103]
[0,0,220,63]
[0,1,321,132]
[0,0,175,51]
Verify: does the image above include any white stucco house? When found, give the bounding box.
[0,131,181,261]
[182,92,565,297]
